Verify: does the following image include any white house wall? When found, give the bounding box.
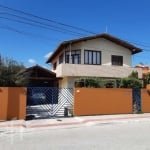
[80,38,132,66]
[51,38,132,67]
[59,77,77,88]
[59,77,68,88]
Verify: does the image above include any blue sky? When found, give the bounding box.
[0,0,150,68]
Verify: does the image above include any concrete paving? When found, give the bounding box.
[1,113,150,132]
[2,121,150,150]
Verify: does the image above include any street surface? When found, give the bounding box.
[1,121,150,150]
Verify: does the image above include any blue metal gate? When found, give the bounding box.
[132,88,141,113]
[26,87,73,120]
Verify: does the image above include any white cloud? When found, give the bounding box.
[28,58,36,64]
[44,51,53,59]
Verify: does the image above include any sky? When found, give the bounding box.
[0,0,150,68]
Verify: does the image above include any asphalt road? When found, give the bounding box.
[1,121,150,150]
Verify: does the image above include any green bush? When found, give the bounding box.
[75,78,120,88]
[143,73,150,88]
[120,78,142,88]
[75,74,142,89]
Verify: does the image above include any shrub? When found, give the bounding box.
[120,78,142,88]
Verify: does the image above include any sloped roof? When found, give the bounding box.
[18,65,56,78]
[46,33,142,63]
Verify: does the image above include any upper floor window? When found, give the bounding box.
[84,50,101,65]
[59,54,63,64]
[65,51,70,63]
[53,62,57,70]
[111,55,123,66]
[65,50,81,64]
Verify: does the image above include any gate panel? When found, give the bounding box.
[52,88,73,116]
[26,87,73,120]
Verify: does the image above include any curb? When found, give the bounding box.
[1,115,150,131]
[25,115,150,128]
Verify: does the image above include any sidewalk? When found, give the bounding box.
[1,113,150,132]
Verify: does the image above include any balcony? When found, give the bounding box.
[55,64,142,78]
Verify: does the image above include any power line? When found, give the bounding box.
[2,4,150,49]
[0,16,50,29]
[0,12,86,36]
[130,42,150,49]
[2,15,150,53]
[0,23,62,42]
[0,24,25,34]
[123,37,150,50]
[125,38,150,47]
[0,4,150,53]
[0,4,96,35]
[0,16,86,36]
[1,19,150,54]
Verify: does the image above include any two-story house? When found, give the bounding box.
[46,33,142,88]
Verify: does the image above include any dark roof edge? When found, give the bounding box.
[46,33,142,63]
[20,65,56,76]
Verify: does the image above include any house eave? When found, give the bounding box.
[46,33,142,63]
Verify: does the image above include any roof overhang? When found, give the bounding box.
[46,33,142,63]
[17,65,56,78]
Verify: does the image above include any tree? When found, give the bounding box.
[0,54,25,86]
[15,68,32,86]
[120,71,142,88]
[128,71,138,79]
[143,73,150,88]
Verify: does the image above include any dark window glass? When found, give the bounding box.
[59,54,63,64]
[65,51,70,63]
[65,50,81,64]
[84,50,101,65]
[111,55,123,66]
[53,62,57,70]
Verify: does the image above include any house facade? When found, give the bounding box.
[46,33,142,88]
